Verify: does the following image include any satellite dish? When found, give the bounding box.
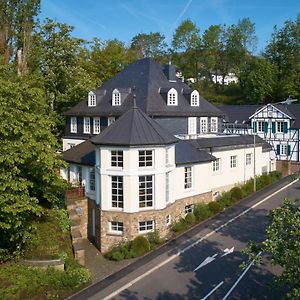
[280,97,298,105]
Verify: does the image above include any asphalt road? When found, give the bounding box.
[70,176,299,300]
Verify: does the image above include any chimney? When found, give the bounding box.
[163,63,177,82]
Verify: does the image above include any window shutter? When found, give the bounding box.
[287,145,291,156]
[272,122,276,133]
[253,121,257,133]
[284,122,288,133]
[264,122,268,133]
[276,144,280,155]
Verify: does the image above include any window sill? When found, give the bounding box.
[107,232,123,236]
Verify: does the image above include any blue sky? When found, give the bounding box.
[40,0,299,53]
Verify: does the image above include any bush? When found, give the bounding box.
[230,187,243,201]
[171,218,188,232]
[193,203,212,221]
[218,192,234,208]
[147,230,161,247]
[208,201,223,214]
[131,236,150,257]
[104,242,134,261]
[185,212,196,225]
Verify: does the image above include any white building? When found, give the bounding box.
[62,105,273,252]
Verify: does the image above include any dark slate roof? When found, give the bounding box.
[63,140,95,166]
[91,106,178,146]
[219,105,261,124]
[188,135,272,152]
[65,58,224,118]
[175,140,215,165]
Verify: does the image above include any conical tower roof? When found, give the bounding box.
[91,106,178,146]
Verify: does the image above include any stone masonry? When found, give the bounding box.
[88,192,212,253]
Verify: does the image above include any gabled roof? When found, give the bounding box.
[249,103,295,119]
[65,58,224,118]
[63,140,95,166]
[175,140,215,165]
[91,105,178,146]
[219,105,261,124]
[188,135,272,152]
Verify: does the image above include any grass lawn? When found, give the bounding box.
[0,209,91,300]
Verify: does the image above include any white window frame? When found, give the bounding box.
[188,117,197,135]
[230,155,237,168]
[70,117,77,133]
[191,90,199,106]
[166,172,170,203]
[139,150,153,167]
[139,220,154,233]
[200,117,208,133]
[210,117,218,133]
[109,221,123,235]
[166,214,171,226]
[89,167,95,191]
[112,89,121,106]
[139,175,154,208]
[93,117,101,134]
[185,204,194,214]
[246,153,252,166]
[277,121,284,133]
[111,150,123,168]
[281,144,288,155]
[167,88,178,106]
[184,166,192,189]
[257,121,264,132]
[213,158,221,172]
[111,176,123,208]
[83,117,90,134]
[88,91,96,107]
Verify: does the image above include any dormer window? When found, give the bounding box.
[112,89,121,106]
[88,91,96,107]
[167,88,178,106]
[191,90,199,106]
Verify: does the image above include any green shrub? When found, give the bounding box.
[208,201,223,214]
[193,203,212,221]
[218,192,234,207]
[230,186,243,201]
[54,208,70,233]
[171,218,188,232]
[131,236,150,257]
[104,242,133,261]
[147,230,161,247]
[185,212,196,225]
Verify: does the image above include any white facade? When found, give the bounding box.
[63,138,85,152]
[212,72,238,85]
[64,142,274,208]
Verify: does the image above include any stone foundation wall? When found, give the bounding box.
[92,191,212,253]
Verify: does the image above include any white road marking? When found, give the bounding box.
[201,281,224,300]
[101,179,298,300]
[222,251,262,300]
[194,253,218,272]
[221,246,234,257]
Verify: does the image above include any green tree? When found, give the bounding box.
[130,32,167,62]
[32,18,96,115]
[0,67,67,258]
[264,14,300,100]
[86,38,138,85]
[0,0,40,72]
[171,19,201,80]
[242,58,278,103]
[243,199,300,299]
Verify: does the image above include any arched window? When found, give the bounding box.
[167,88,178,106]
[88,91,96,107]
[191,90,199,106]
[112,89,121,106]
